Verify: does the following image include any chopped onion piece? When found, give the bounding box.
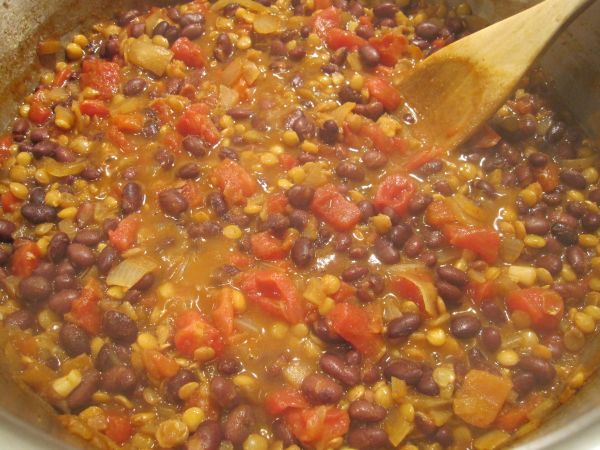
[58,219,77,239]
[126,40,173,77]
[41,158,86,177]
[561,155,598,170]
[508,265,537,287]
[242,61,260,85]
[500,236,524,263]
[222,58,243,86]
[219,85,240,110]
[329,102,356,126]
[452,194,488,224]
[233,317,262,334]
[253,14,281,34]
[106,256,158,289]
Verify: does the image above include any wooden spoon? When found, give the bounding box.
[400,0,596,152]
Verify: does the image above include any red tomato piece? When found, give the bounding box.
[53,66,73,87]
[212,287,236,338]
[311,184,361,232]
[331,282,356,303]
[365,76,402,111]
[369,34,407,66]
[111,112,145,133]
[2,192,20,213]
[81,58,120,100]
[404,147,444,172]
[10,240,41,278]
[108,215,140,252]
[237,270,304,324]
[390,271,437,317]
[105,412,133,445]
[442,224,500,264]
[79,100,110,117]
[374,174,416,217]
[469,280,497,305]
[29,101,52,124]
[174,310,224,358]
[142,349,180,379]
[313,0,332,9]
[425,199,457,228]
[69,281,102,334]
[535,161,560,192]
[361,123,407,153]
[251,231,287,261]
[212,159,257,206]
[506,288,564,332]
[468,125,501,149]
[266,192,288,214]
[284,406,350,447]
[328,303,384,357]
[311,7,341,39]
[176,103,220,145]
[180,180,203,208]
[279,153,297,170]
[172,37,205,68]
[106,125,134,153]
[326,28,368,50]
[265,388,310,415]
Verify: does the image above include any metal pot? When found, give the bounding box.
[0,0,598,449]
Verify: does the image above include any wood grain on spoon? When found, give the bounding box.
[400,0,596,152]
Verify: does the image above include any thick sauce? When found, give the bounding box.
[0,1,598,450]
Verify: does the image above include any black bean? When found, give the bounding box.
[121,182,144,214]
[341,264,368,282]
[102,366,137,393]
[289,209,310,231]
[301,373,344,404]
[434,425,453,446]
[81,166,102,181]
[528,152,548,167]
[60,323,90,357]
[450,314,481,339]
[417,370,440,396]
[19,275,51,304]
[550,222,577,246]
[48,289,79,315]
[181,23,204,39]
[159,188,188,217]
[180,13,205,28]
[287,184,314,209]
[217,356,242,375]
[362,150,388,169]
[128,23,145,38]
[187,420,222,450]
[437,265,469,287]
[347,427,389,450]
[318,119,339,145]
[386,313,422,339]
[384,358,423,386]
[518,355,556,385]
[0,220,16,242]
[416,21,440,40]
[94,343,130,372]
[357,201,375,223]
[339,85,364,104]
[117,9,140,26]
[264,213,289,233]
[74,229,102,248]
[480,326,502,352]
[66,370,99,410]
[210,375,241,410]
[583,212,600,232]
[4,310,35,330]
[404,235,424,258]
[12,118,29,140]
[122,78,146,96]
[96,245,118,275]
[566,246,587,275]
[21,203,57,224]
[374,238,400,264]
[373,2,398,18]
[319,353,360,386]
[66,243,95,269]
[408,193,433,215]
[524,215,550,235]
[354,102,385,121]
[166,369,198,402]
[546,121,566,144]
[348,399,386,422]
[224,405,255,445]
[177,163,201,180]
[535,253,562,276]
[102,310,138,345]
[560,168,586,189]
[291,237,314,267]
[291,113,316,141]
[358,45,380,67]
[214,33,233,62]
[436,280,463,307]
[30,128,49,143]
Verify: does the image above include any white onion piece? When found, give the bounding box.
[106,256,158,289]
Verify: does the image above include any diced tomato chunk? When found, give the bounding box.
[69,280,102,334]
[81,58,120,100]
[535,161,560,192]
[313,0,332,9]
[237,270,304,324]
[326,29,367,50]
[425,199,457,228]
[177,103,220,145]
[469,280,497,305]
[212,159,257,206]
[311,184,361,232]
[174,310,224,358]
[266,192,288,214]
[10,240,41,277]
[442,224,500,264]
[171,37,205,68]
[251,231,287,261]
[79,99,110,117]
[374,174,416,216]
[108,215,140,252]
[142,349,180,379]
[390,271,437,317]
[311,7,341,39]
[105,412,133,445]
[285,406,349,447]
[29,101,52,124]
[331,282,356,303]
[468,125,501,149]
[265,388,310,415]
[106,125,134,152]
[53,66,73,87]
[328,303,384,357]
[506,288,564,332]
[111,112,144,133]
[365,76,402,111]
[368,34,407,66]
[212,287,236,338]
[404,147,444,172]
